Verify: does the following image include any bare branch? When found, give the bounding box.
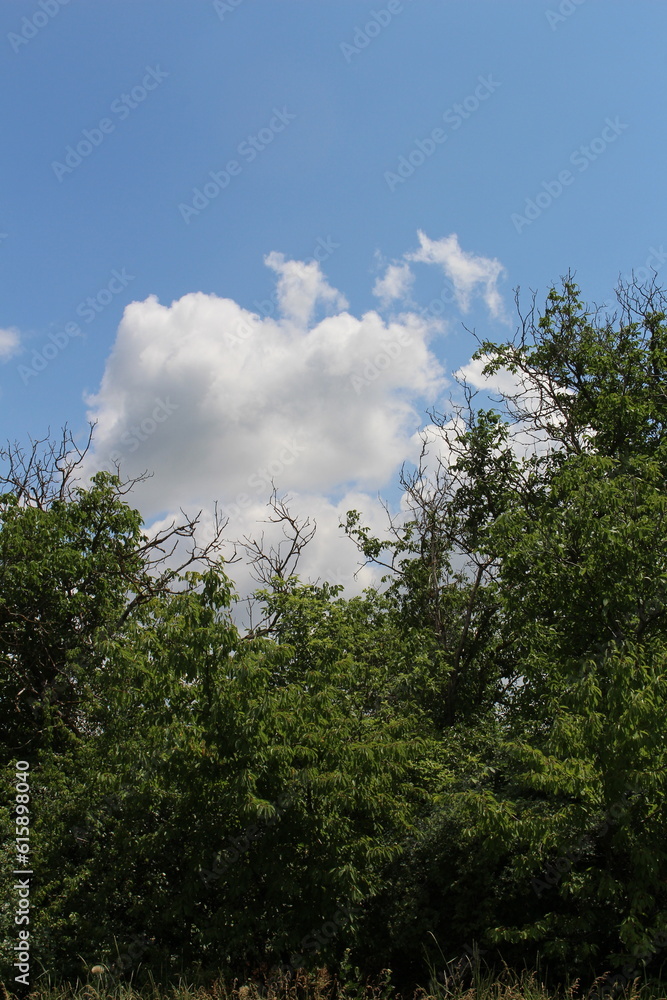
[236,486,317,638]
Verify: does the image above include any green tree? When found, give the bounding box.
[0,427,227,759]
[0,456,434,983]
[346,277,667,990]
[4,275,667,993]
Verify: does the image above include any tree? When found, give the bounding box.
[0,425,231,758]
[0,444,433,983]
[4,275,667,992]
[344,276,667,990]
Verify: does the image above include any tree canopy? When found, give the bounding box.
[2,276,667,995]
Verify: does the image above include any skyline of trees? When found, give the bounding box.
[2,275,667,996]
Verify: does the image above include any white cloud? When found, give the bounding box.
[406,230,507,321]
[82,234,512,604]
[455,354,568,459]
[0,327,20,361]
[82,251,447,597]
[144,485,401,629]
[456,352,572,417]
[455,353,524,399]
[372,263,414,306]
[265,251,347,326]
[232,489,391,595]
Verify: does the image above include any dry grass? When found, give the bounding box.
[3,967,667,1000]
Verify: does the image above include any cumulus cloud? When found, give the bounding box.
[82,250,448,600]
[456,352,572,416]
[265,251,347,326]
[455,353,524,399]
[372,263,414,306]
[182,487,395,612]
[406,230,507,321]
[455,354,571,460]
[81,233,510,603]
[0,327,20,361]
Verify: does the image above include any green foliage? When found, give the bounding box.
[3,276,667,995]
[0,473,148,757]
[342,277,667,989]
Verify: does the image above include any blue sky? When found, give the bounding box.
[1,0,665,592]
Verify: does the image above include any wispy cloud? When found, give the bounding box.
[0,327,21,361]
[372,262,414,306]
[406,230,508,321]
